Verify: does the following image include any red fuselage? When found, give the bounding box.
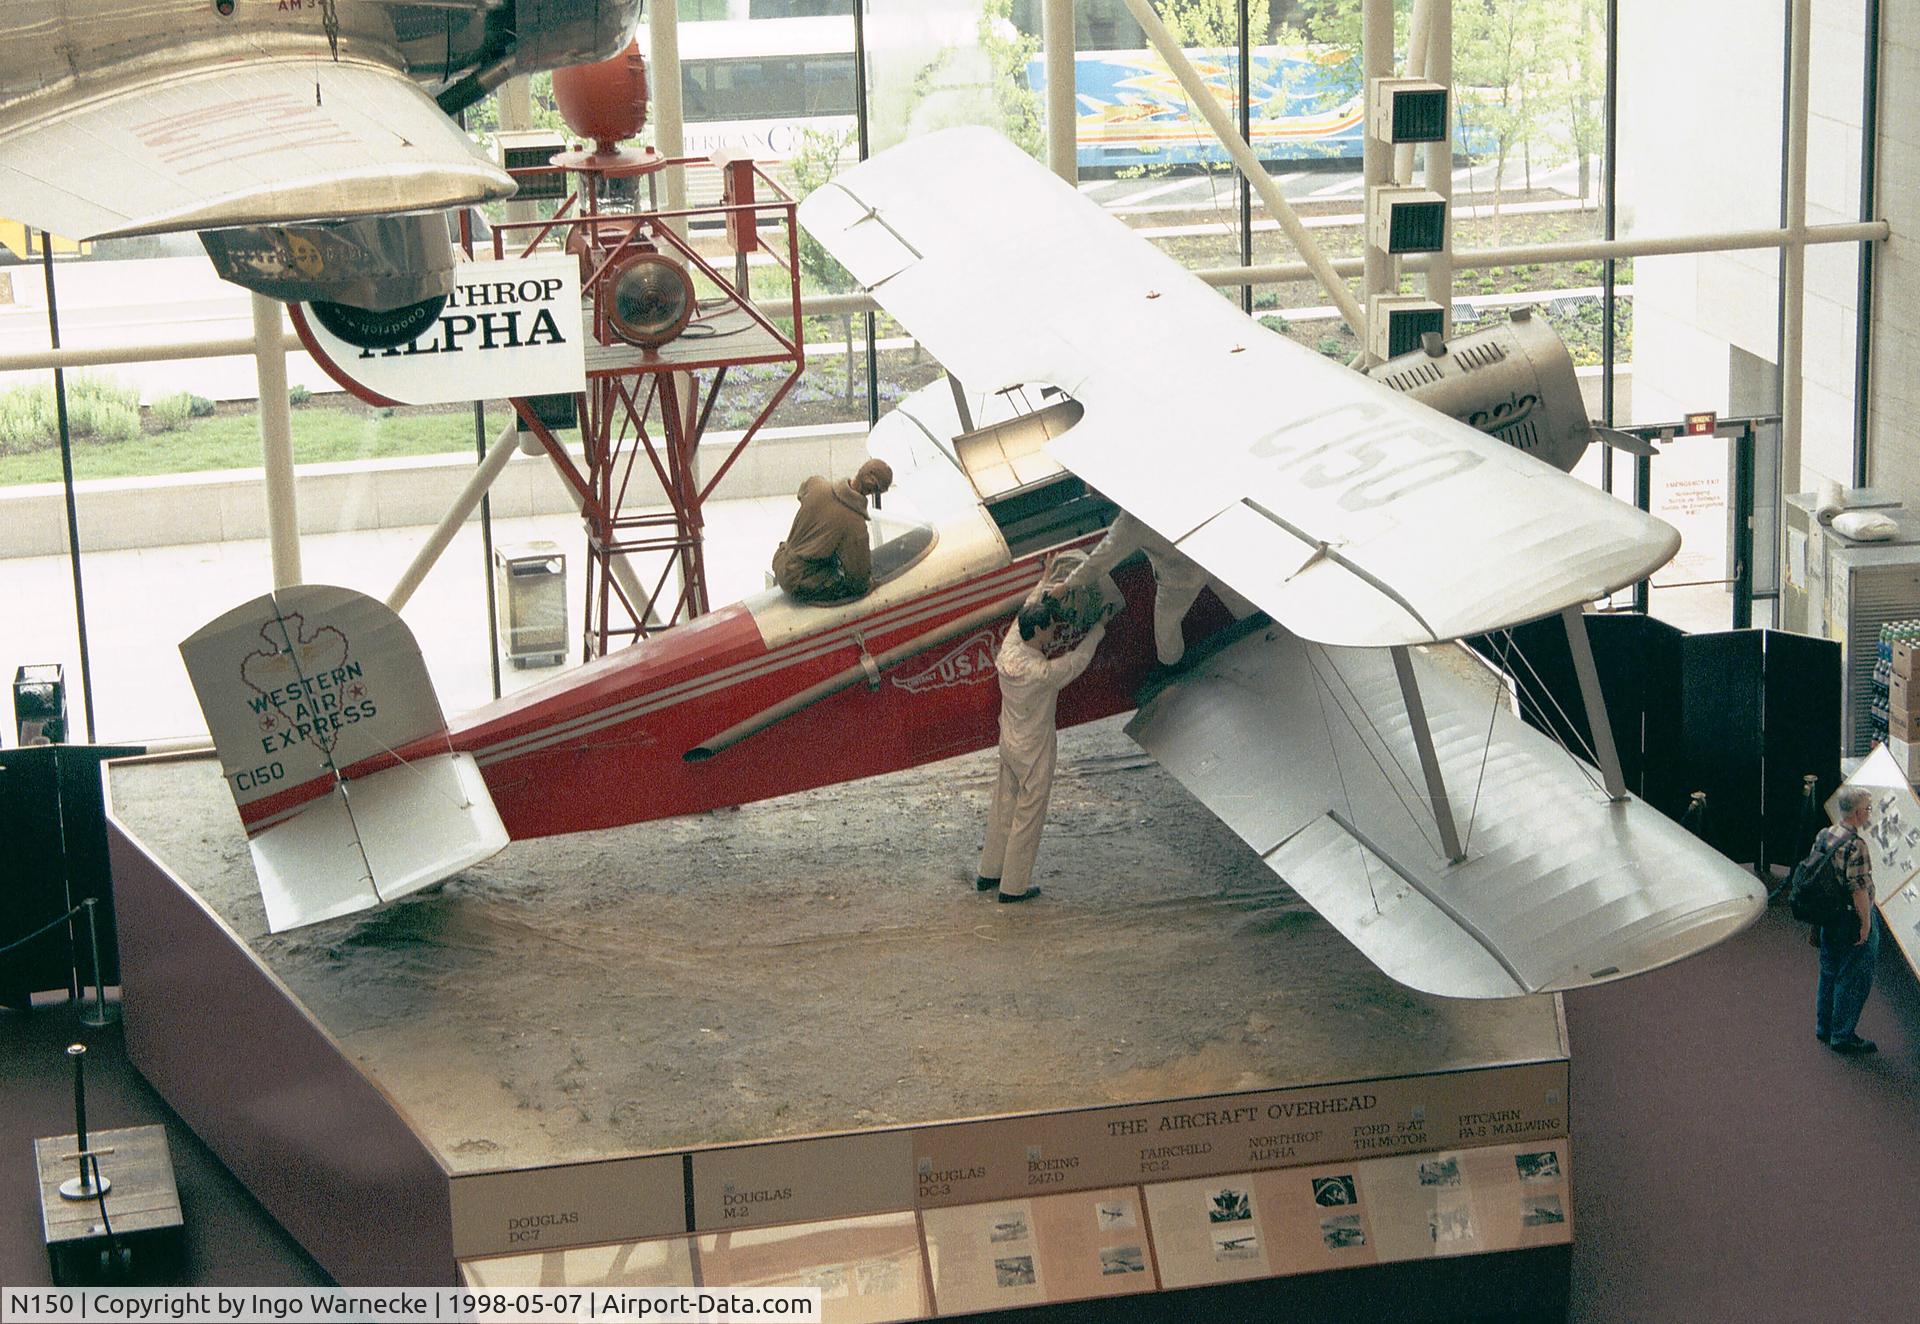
[449,546,1223,840]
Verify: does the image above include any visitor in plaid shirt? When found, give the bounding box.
[1813,787,1880,1054]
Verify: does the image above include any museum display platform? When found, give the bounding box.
[105,720,1573,1317]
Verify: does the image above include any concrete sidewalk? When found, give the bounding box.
[4,496,798,746]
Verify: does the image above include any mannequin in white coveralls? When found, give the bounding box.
[976,583,1115,904]
[1058,511,1211,665]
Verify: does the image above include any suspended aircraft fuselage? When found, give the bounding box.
[0,2,629,142]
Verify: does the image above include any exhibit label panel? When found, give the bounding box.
[1833,745,1920,981]
[293,254,587,407]
[443,1059,1566,1260]
[689,1132,918,1232]
[920,1187,1156,1314]
[450,1155,688,1258]
[907,1060,1568,1214]
[456,1139,1571,1320]
[1146,1142,1572,1289]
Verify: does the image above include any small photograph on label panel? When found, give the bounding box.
[1522,1195,1566,1227]
[1417,1156,1463,1188]
[855,1259,903,1296]
[1516,1151,1562,1183]
[1095,1199,1136,1231]
[1099,1245,1146,1275]
[1210,1227,1261,1262]
[1313,1174,1358,1207]
[1428,1202,1477,1245]
[806,1267,850,1300]
[988,1212,1030,1243]
[994,1255,1036,1288]
[1320,1214,1366,1250]
[1207,1187,1253,1222]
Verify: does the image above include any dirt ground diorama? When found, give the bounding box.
[112,714,1562,1176]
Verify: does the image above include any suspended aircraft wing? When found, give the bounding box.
[799,126,1674,648]
[181,585,507,933]
[1127,628,1762,998]
[0,57,513,241]
[803,128,1763,998]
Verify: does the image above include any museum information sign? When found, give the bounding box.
[293,254,586,406]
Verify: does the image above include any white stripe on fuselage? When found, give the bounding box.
[469,560,1045,768]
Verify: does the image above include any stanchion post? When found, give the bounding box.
[80,897,116,1028]
[58,1043,109,1199]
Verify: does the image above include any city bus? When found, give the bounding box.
[667,15,1375,169]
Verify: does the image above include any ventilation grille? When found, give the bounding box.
[1378,360,1445,394]
[1386,199,1447,254]
[1381,306,1445,359]
[1494,419,1541,452]
[1391,87,1451,143]
[1456,340,1509,372]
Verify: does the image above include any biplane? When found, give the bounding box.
[180,128,1764,998]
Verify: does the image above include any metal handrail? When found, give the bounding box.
[0,219,1883,376]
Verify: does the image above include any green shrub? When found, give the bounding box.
[150,391,197,432]
[288,384,313,407]
[188,394,216,418]
[68,392,140,444]
[0,374,142,451]
[0,383,56,455]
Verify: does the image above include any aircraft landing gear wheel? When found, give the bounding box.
[310,294,446,350]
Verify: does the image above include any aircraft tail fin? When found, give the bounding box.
[181,585,507,933]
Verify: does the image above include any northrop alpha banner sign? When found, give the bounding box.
[293,254,587,406]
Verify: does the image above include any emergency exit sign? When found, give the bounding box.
[1684,411,1718,435]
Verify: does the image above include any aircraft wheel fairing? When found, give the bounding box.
[310,295,447,350]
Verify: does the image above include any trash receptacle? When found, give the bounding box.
[13,664,66,744]
[494,541,568,668]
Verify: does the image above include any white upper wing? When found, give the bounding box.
[801,127,1676,647]
[0,57,512,240]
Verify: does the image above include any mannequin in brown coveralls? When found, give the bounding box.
[771,459,894,603]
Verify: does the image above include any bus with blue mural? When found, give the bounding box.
[1028,46,1369,170]
[668,15,1465,170]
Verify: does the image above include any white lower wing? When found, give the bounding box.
[1127,627,1765,998]
[0,57,512,240]
[801,127,1676,647]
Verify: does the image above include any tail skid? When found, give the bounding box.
[181,584,507,932]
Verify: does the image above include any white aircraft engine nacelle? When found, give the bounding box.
[1365,308,1594,473]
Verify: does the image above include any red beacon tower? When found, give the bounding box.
[494,41,805,655]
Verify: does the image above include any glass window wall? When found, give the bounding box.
[0,2,1883,742]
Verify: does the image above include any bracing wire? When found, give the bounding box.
[1505,631,1603,765]
[265,602,381,900]
[1461,648,1505,856]
[1305,644,1384,914]
[1306,646,1445,859]
[1494,631,1605,796]
[352,730,475,815]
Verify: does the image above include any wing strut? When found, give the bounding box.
[1561,606,1628,801]
[1390,646,1466,863]
[946,374,974,433]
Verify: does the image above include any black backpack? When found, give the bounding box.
[1788,829,1858,927]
